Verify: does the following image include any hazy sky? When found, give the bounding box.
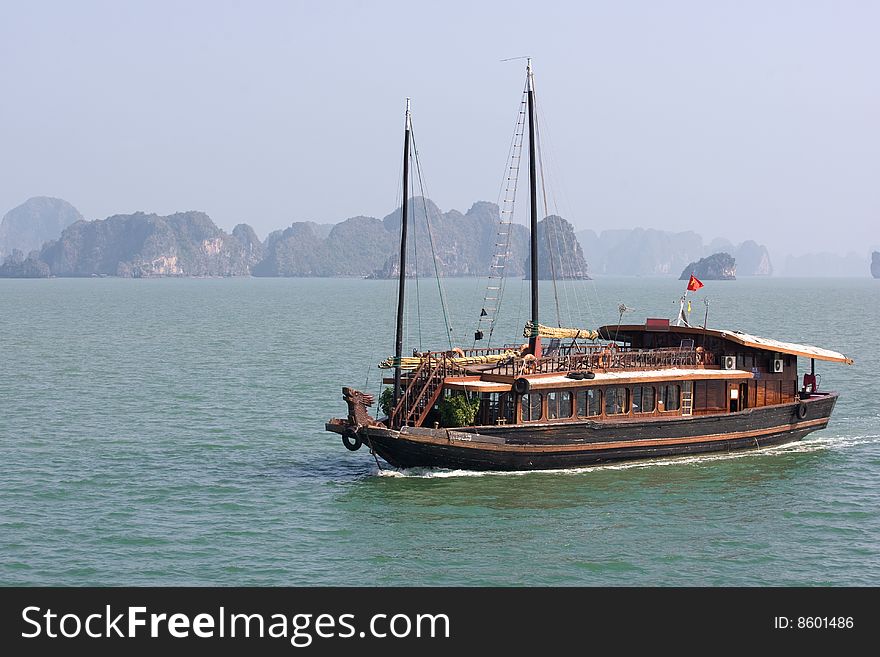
[1,1,877,259]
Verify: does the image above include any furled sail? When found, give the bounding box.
[378,351,518,370]
[522,321,598,340]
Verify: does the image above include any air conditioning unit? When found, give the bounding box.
[723,355,736,370]
[773,358,784,373]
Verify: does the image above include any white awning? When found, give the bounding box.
[718,330,853,365]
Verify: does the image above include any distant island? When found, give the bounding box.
[524,215,590,280]
[39,211,257,277]
[1,195,780,280]
[0,197,82,261]
[0,197,554,279]
[266,199,530,279]
[872,251,880,279]
[679,252,736,280]
[576,228,771,277]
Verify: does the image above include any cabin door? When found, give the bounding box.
[739,382,749,410]
[729,383,744,413]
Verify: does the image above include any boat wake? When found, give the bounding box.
[375,433,880,479]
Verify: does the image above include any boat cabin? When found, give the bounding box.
[384,319,852,430]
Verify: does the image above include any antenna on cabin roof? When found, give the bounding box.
[614,303,633,342]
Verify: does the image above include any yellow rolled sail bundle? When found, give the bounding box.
[378,350,518,370]
[523,321,599,341]
[377,356,427,370]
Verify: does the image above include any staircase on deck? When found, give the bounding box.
[390,357,447,428]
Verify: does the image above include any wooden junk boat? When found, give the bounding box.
[326,62,853,471]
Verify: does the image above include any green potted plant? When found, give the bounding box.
[438,393,482,428]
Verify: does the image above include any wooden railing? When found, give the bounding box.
[432,346,515,358]
[490,347,713,377]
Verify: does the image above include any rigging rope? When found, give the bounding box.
[367,136,407,393]
[410,141,423,351]
[474,85,529,348]
[531,80,563,328]
[410,121,455,349]
[533,90,598,331]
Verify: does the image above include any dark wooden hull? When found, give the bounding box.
[327,393,838,471]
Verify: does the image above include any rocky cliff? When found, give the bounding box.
[316,199,532,279]
[679,252,736,280]
[367,200,530,279]
[253,221,339,277]
[0,249,50,278]
[730,240,772,276]
[232,223,263,267]
[37,211,253,277]
[0,197,83,259]
[524,215,590,279]
[254,214,404,277]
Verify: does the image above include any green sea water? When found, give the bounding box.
[1,276,878,586]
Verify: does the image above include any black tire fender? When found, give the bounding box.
[342,429,363,451]
[796,402,808,420]
[513,377,530,395]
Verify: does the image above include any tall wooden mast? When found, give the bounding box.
[393,99,412,410]
[526,60,541,357]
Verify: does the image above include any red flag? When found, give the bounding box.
[687,274,704,292]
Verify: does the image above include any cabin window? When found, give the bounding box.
[501,393,515,424]
[662,384,681,411]
[479,392,494,425]
[561,391,573,418]
[547,390,572,420]
[481,392,514,425]
[604,387,629,415]
[633,385,656,414]
[521,393,543,422]
[577,389,601,418]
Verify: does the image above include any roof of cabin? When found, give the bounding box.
[598,324,853,365]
